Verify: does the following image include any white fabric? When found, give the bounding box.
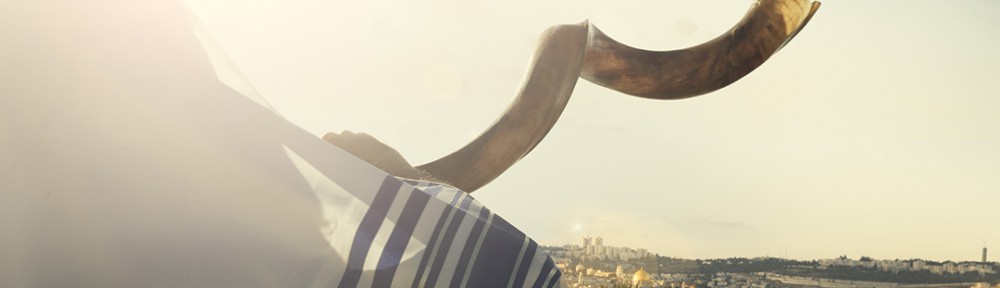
[0,0,562,287]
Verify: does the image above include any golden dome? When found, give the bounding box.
[632,267,650,284]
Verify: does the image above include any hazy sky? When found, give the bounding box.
[185,0,1000,262]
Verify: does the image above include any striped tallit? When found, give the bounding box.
[0,0,562,286]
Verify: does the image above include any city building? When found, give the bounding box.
[632,267,651,288]
[985,247,989,264]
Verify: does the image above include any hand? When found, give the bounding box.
[323,131,437,182]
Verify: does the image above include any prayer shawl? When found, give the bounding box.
[0,0,562,287]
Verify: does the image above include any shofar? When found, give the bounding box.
[329,0,821,192]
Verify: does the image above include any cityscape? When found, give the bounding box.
[543,237,1000,288]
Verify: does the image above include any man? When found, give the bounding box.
[0,0,562,287]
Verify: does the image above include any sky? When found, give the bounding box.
[184,0,1000,262]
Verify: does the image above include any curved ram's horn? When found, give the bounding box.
[417,0,819,192]
[582,0,820,99]
[416,23,590,192]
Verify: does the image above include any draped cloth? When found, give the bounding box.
[0,0,562,287]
